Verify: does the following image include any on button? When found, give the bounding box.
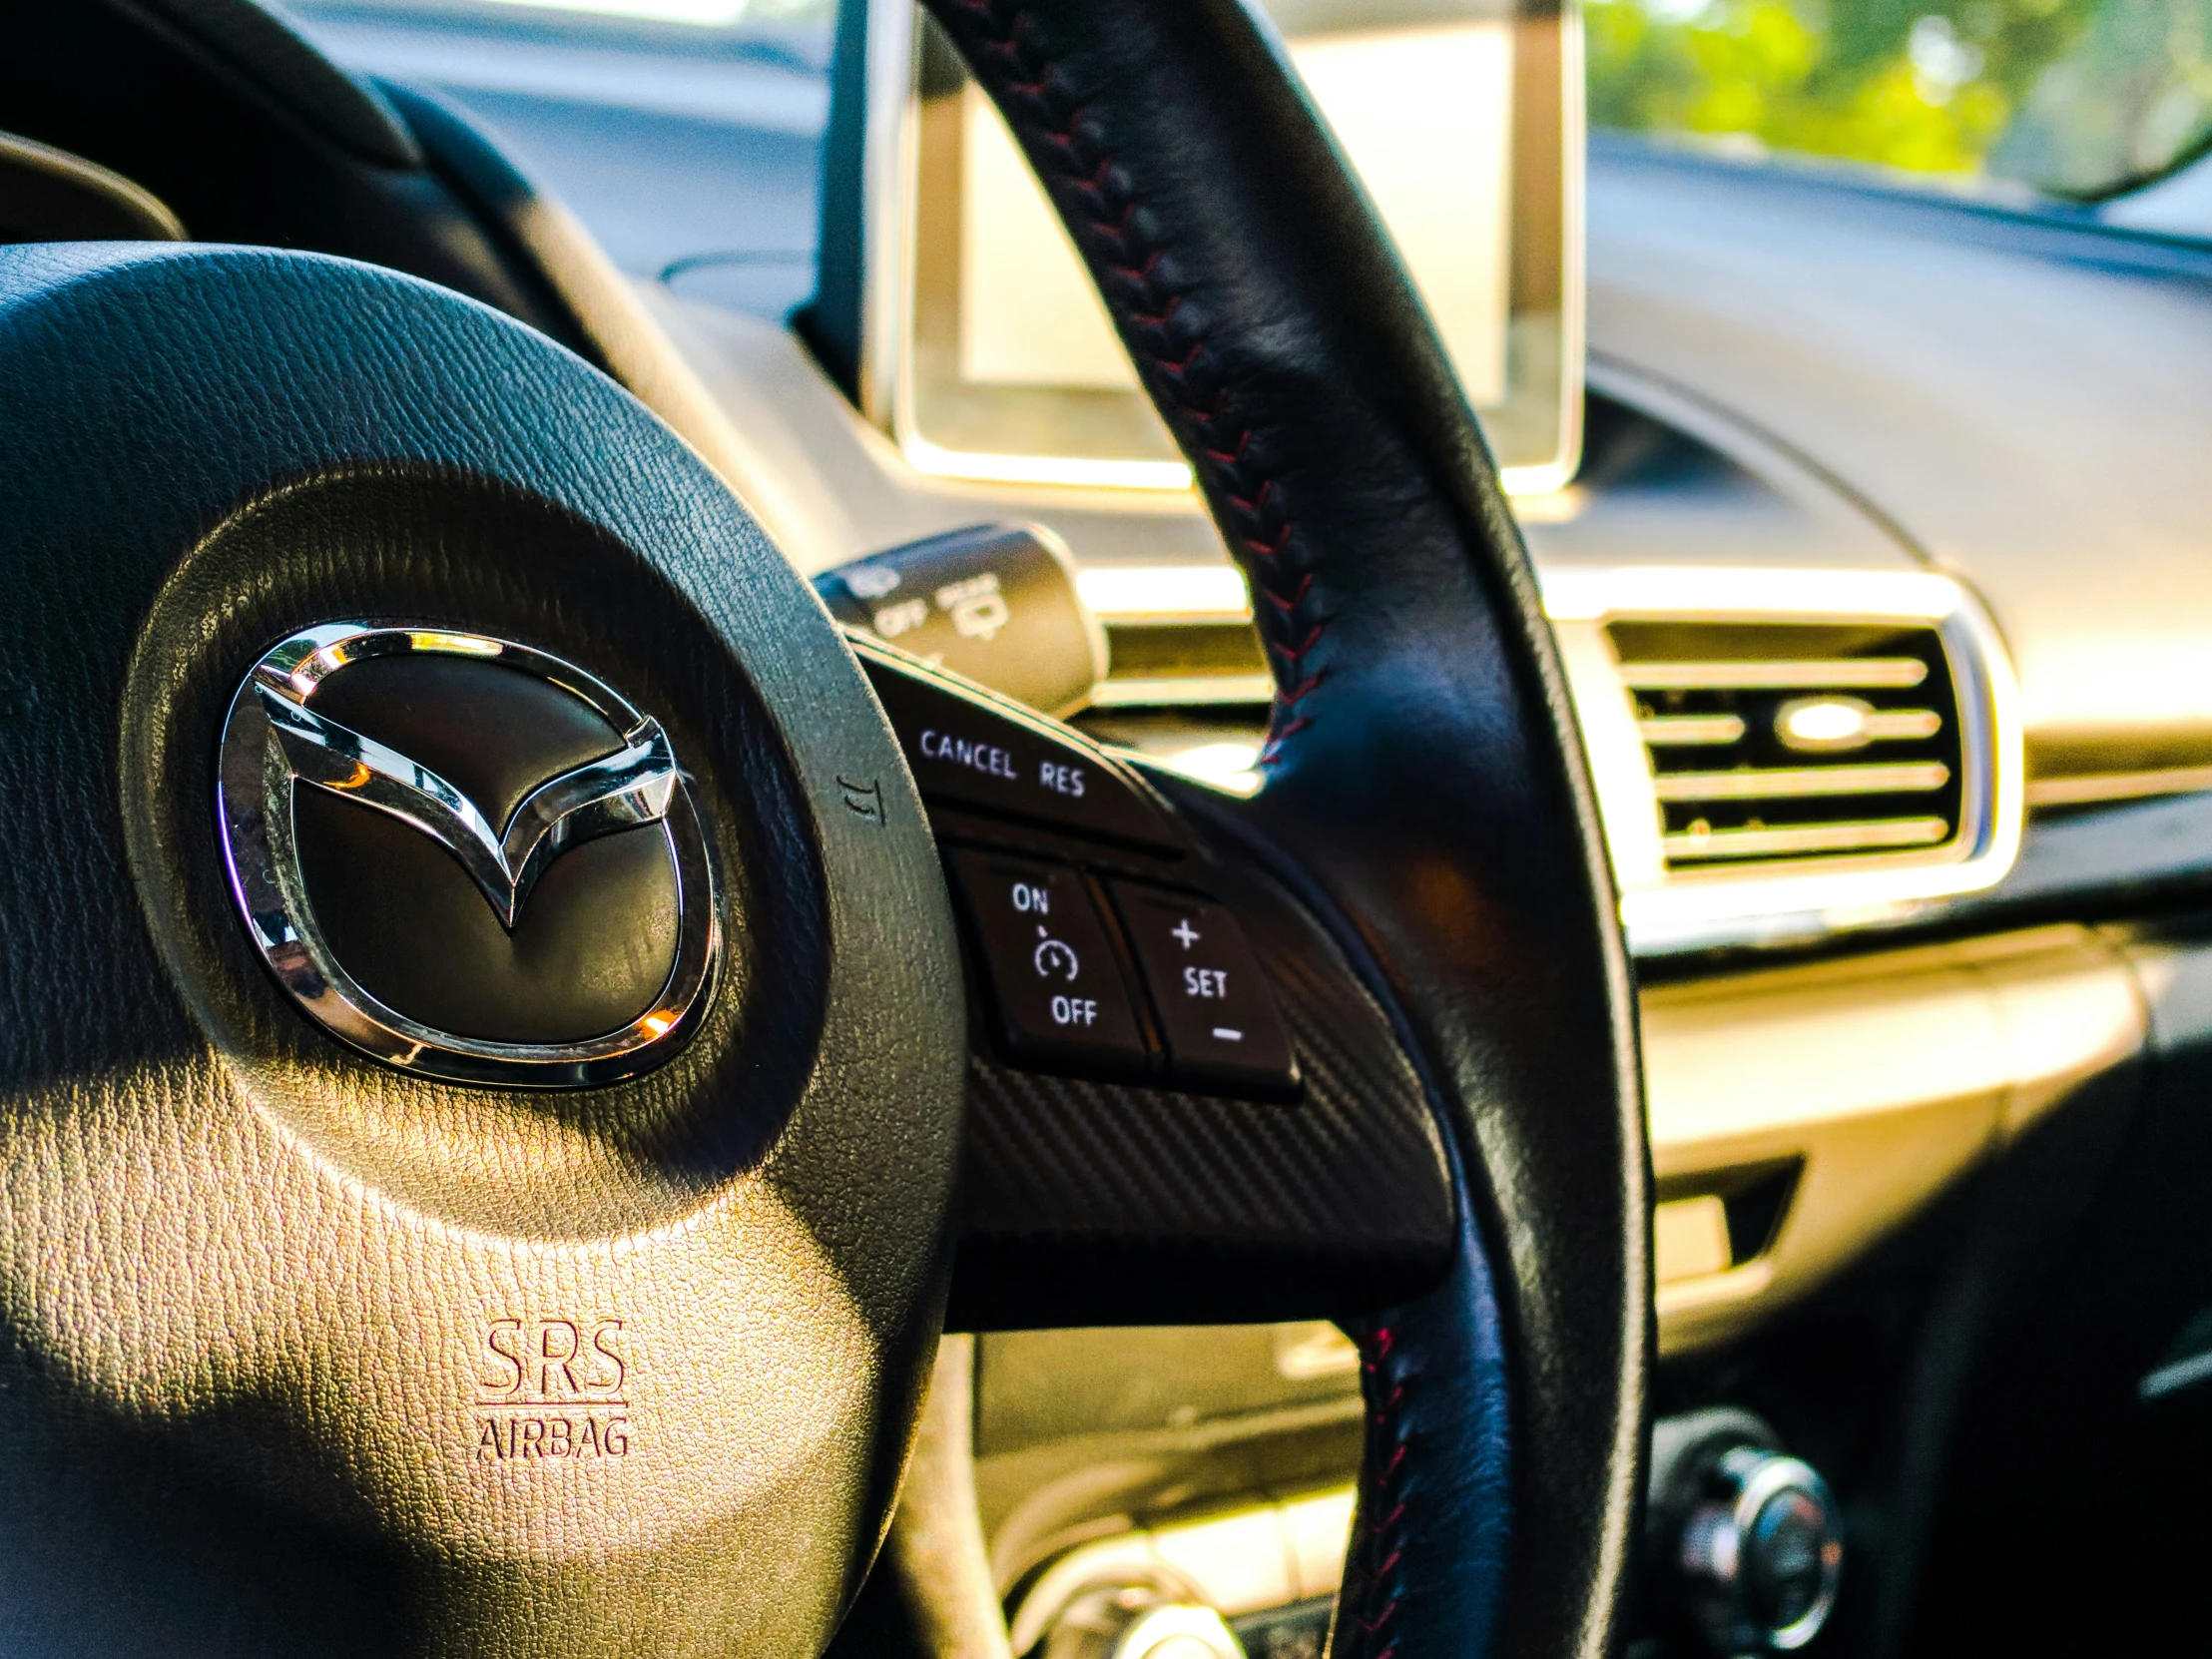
[947,850,1149,1079]
[1107,883,1300,1099]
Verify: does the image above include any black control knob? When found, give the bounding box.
[1649,1410,1843,1656]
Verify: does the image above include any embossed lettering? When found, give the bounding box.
[589,1320,627,1394]
[472,1413,631,1461]
[482,1318,526,1394]
[470,1314,635,1463]
[539,1320,580,1396]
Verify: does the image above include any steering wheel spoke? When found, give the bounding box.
[848,639,1459,1330]
[851,651,1455,1330]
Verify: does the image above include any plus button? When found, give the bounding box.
[1170,918,1201,950]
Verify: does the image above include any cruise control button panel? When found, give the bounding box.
[1108,883,1300,1098]
[948,850,1149,1079]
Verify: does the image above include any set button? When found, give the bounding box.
[946,850,1147,1078]
[1108,883,1300,1097]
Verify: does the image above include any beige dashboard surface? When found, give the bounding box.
[1646,922,2144,1352]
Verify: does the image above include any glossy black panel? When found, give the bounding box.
[294,793,679,1044]
[307,653,624,831]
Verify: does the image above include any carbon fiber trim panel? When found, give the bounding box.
[948,848,1455,1328]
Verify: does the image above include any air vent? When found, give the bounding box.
[1608,621,1966,869]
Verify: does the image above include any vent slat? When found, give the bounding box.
[1857,709,1943,741]
[1619,659,1930,691]
[1664,819,1953,860]
[1639,715,1747,746]
[1654,762,1952,803]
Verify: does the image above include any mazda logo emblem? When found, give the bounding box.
[217,623,720,1087]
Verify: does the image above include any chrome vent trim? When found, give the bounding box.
[1543,568,2023,956]
[1060,562,2022,954]
[1664,816,1953,860]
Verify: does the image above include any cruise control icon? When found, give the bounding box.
[1012,876,1087,1008]
[1032,927,1080,981]
[1028,923,1096,1026]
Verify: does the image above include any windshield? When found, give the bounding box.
[284,0,2212,275]
[278,0,836,312]
[1589,0,2212,196]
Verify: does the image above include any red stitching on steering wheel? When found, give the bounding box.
[1341,1322,1413,1659]
[935,0,1330,762]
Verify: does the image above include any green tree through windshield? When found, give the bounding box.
[1587,0,2212,194]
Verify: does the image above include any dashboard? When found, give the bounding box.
[9,3,2212,1652]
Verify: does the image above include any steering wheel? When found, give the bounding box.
[0,0,1646,1654]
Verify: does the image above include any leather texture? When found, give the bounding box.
[0,244,964,1656]
[117,0,422,167]
[0,0,587,349]
[917,3,1652,1656]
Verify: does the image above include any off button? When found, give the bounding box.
[1107,883,1300,1099]
[947,850,1149,1079]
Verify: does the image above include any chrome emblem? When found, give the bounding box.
[217,623,719,1086]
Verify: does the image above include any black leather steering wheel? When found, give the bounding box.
[0,1,1646,1655]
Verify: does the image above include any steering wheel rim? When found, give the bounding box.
[0,1,1646,1653]
[914,2,1648,1653]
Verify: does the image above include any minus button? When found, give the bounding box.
[1212,1027,1244,1042]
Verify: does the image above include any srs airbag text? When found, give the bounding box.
[474,1316,633,1462]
